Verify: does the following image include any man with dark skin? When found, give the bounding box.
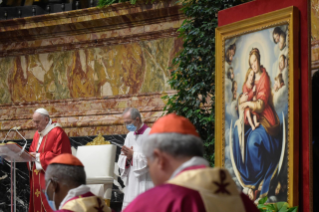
[44,153,111,212]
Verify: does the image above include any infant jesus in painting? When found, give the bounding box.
[242,68,260,130]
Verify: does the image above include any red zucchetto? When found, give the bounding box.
[49,153,83,167]
[150,113,199,137]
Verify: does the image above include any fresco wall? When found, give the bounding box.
[0,37,182,104]
[0,0,185,139]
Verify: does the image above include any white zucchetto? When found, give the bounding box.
[35,108,50,116]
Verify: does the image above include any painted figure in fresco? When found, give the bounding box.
[226,44,236,65]
[231,80,238,101]
[9,56,46,102]
[278,54,287,72]
[227,67,235,81]
[273,73,285,92]
[272,27,283,44]
[232,48,282,202]
[242,68,260,131]
[278,31,287,51]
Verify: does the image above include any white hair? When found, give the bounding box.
[123,107,142,120]
[143,133,204,160]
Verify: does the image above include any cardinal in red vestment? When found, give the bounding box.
[123,114,259,212]
[44,153,111,212]
[28,108,71,212]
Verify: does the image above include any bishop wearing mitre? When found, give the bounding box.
[28,108,71,212]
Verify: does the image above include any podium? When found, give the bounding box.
[0,142,35,212]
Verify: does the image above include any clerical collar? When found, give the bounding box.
[134,123,148,135]
[170,157,209,179]
[59,185,90,209]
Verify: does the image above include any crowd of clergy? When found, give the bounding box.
[27,107,259,212]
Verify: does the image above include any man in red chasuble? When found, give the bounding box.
[124,114,259,212]
[28,108,71,212]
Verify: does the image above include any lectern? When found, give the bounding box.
[0,127,35,212]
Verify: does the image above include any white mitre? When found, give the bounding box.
[35,108,50,116]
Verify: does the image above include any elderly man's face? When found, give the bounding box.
[147,158,164,186]
[123,112,134,125]
[147,151,171,186]
[33,113,49,132]
[122,111,139,130]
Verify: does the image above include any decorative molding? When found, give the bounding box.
[0,27,181,57]
[0,0,185,57]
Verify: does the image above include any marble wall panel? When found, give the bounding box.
[0,92,172,140]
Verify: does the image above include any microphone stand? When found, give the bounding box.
[1,126,29,212]
[1,126,28,156]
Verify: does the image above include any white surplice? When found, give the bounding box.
[118,126,154,210]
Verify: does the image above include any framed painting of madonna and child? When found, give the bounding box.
[215,7,299,207]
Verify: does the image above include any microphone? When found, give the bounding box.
[2,126,28,156]
[11,126,21,131]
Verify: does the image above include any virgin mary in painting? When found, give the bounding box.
[231,48,282,202]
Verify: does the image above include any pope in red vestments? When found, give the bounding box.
[123,114,259,212]
[28,108,71,212]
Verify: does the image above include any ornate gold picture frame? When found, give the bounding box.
[215,7,299,206]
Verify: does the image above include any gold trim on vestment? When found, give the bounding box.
[168,168,246,212]
[62,196,111,212]
[104,199,111,207]
[31,134,49,212]
[40,135,48,212]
